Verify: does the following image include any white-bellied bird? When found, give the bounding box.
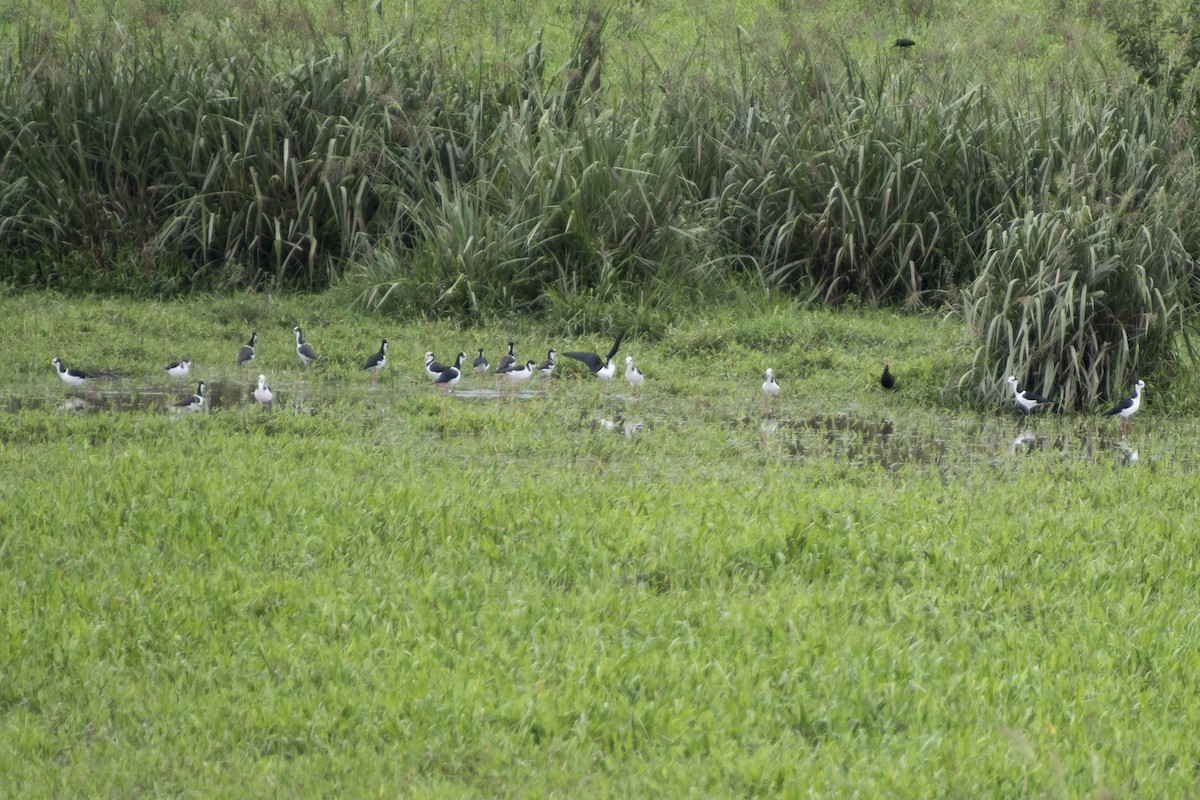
[253,374,274,406]
[762,368,780,397]
[537,349,557,377]
[172,381,206,413]
[434,352,466,391]
[52,358,89,389]
[427,351,465,379]
[237,332,257,370]
[1103,379,1145,437]
[363,339,387,381]
[166,359,193,379]
[1007,376,1053,417]
[564,332,625,380]
[473,349,490,374]
[294,327,319,367]
[506,361,536,382]
[624,356,644,389]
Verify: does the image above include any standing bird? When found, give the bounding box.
[52,358,89,390]
[473,348,490,375]
[506,361,536,383]
[172,381,206,413]
[166,359,193,380]
[434,352,466,391]
[880,361,896,390]
[893,37,916,48]
[1007,376,1054,417]
[537,349,557,377]
[1103,379,1145,437]
[294,327,319,367]
[363,339,388,381]
[426,351,465,379]
[564,332,625,380]
[237,332,257,370]
[762,368,781,398]
[624,356,644,390]
[253,374,274,406]
[496,342,517,374]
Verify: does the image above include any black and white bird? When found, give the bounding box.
[880,361,896,390]
[237,332,257,370]
[294,327,319,367]
[1007,376,1053,417]
[172,381,206,413]
[506,360,536,382]
[537,349,557,377]
[564,332,625,380]
[473,349,490,374]
[762,368,781,397]
[434,352,466,391]
[496,342,517,374]
[1103,379,1145,437]
[426,351,465,379]
[52,358,89,389]
[624,356,644,389]
[363,339,387,381]
[253,374,274,406]
[166,359,193,380]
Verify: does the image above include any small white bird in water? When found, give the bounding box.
[165,359,192,379]
[253,374,273,406]
[762,368,780,397]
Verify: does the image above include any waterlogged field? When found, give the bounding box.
[3,293,1200,796]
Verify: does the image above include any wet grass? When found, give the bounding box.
[3,292,1200,796]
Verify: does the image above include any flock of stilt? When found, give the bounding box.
[48,325,1146,434]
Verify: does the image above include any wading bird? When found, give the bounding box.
[564,332,625,379]
[625,356,644,390]
[434,352,466,392]
[172,381,206,413]
[880,361,896,390]
[762,368,780,398]
[473,349,490,374]
[537,349,557,377]
[294,327,319,367]
[363,339,387,382]
[166,359,193,380]
[1007,376,1053,417]
[253,374,273,406]
[237,332,257,370]
[1103,380,1145,437]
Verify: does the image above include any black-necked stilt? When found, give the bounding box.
[52,358,89,389]
[1103,379,1144,437]
[473,349,490,374]
[506,360,536,382]
[363,339,387,381]
[624,356,644,389]
[564,332,625,379]
[294,327,319,367]
[1007,376,1053,417]
[253,374,273,406]
[880,361,896,390]
[537,349,557,377]
[762,368,780,397]
[172,381,206,413]
[426,351,465,379]
[434,352,466,391]
[496,342,516,373]
[237,332,257,370]
[166,359,193,380]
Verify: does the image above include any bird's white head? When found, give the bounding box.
[765,368,774,379]
[625,356,633,365]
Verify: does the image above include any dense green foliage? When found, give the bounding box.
[2,2,1199,399]
[3,294,1200,795]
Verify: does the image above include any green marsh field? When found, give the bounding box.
[6,0,1200,794]
[3,293,1200,796]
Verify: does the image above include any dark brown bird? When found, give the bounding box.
[893,38,916,49]
[880,361,896,390]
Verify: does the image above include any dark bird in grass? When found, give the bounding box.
[473,348,490,374]
[237,332,257,370]
[172,381,206,413]
[563,332,625,380]
[1103,379,1145,437]
[294,327,319,367]
[893,38,916,48]
[363,339,387,381]
[880,361,896,390]
[1007,376,1054,417]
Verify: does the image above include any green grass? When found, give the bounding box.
[3,292,1200,795]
